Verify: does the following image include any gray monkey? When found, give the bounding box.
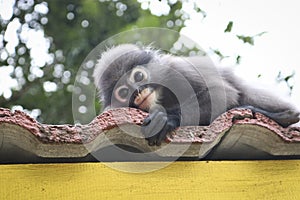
[93,44,300,146]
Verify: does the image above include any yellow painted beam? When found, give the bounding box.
[1,161,300,200]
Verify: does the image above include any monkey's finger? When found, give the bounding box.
[156,129,167,146]
[147,136,157,146]
[155,123,171,146]
[142,113,167,138]
[142,111,161,126]
[142,112,156,126]
[142,117,166,138]
[142,116,151,126]
[155,124,168,146]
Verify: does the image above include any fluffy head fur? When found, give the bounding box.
[93,44,159,109]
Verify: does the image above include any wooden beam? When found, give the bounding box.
[1,161,300,199]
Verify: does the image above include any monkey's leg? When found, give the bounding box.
[238,105,300,127]
[142,110,180,146]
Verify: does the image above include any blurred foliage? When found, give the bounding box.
[0,0,195,124]
[224,21,233,33]
[236,31,267,46]
[276,71,295,95]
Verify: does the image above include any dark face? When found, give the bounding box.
[109,65,160,111]
[97,46,180,112]
[97,47,155,110]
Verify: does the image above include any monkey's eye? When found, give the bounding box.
[134,71,144,82]
[130,67,148,83]
[115,85,129,102]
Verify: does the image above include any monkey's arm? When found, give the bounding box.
[141,109,180,146]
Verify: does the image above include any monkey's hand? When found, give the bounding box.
[141,110,180,146]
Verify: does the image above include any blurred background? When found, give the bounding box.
[0,0,299,125]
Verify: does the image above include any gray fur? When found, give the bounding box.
[94,44,300,127]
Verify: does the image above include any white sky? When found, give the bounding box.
[0,0,51,99]
[181,0,300,106]
[0,0,300,108]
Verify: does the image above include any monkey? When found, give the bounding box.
[93,44,300,146]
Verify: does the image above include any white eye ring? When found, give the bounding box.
[114,85,129,103]
[129,66,148,83]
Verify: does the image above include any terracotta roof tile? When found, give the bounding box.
[0,107,300,161]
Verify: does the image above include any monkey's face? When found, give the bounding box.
[110,65,159,111]
[94,44,179,112]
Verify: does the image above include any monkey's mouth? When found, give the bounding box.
[133,87,156,111]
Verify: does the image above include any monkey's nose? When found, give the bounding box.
[134,87,155,110]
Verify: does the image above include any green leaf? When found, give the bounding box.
[213,49,223,58]
[284,72,295,82]
[255,31,267,37]
[236,32,267,46]
[212,48,229,60]
[236,55,241,64]
[193,3,206,18]
[237,35,254,45]
[276,71,295,95]
[224,21,233,33]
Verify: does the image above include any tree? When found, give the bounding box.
[2,0,293,124]
[0,0,186,124]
